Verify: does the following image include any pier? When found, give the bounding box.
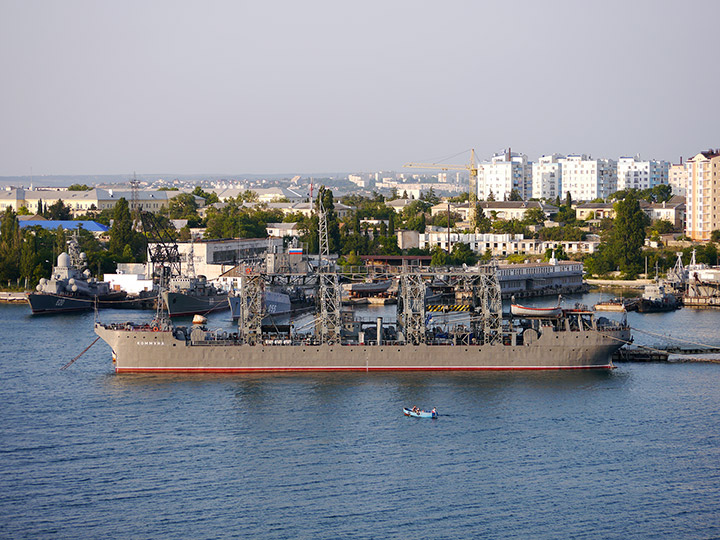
[0,292,27,303]
[613,346,720,363]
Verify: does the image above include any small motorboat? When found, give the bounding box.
[403,407,438,419]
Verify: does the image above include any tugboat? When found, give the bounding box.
[27,233,126,314]
[637,281,679,313]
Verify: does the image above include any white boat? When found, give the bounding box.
[510,303,562,318]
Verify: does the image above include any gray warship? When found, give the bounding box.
[28,233,125,314]
[162,275,229,317]
[94,264,631,373]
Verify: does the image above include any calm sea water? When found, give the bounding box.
[1,297,719,539]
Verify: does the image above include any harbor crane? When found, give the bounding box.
[404,149,479,229]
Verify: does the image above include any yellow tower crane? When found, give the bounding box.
[404,149,479,229]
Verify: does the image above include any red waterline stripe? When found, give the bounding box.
[116,365,614,373]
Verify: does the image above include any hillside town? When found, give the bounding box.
[0,148,718,299]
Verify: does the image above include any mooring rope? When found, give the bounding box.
[629,326,720,351]
[61,336,101,370]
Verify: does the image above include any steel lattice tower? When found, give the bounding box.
[315,191,341,343]
[397,271,426,344]
[239,271,264,345]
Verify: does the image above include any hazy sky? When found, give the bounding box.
[0,0,718,176]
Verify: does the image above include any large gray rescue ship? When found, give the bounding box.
[94,265,630,373]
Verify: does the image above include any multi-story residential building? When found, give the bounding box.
[348,175,367,188]
[616,156,669,191]
[686,149,720,241]
[558,155,617,201]
[478,150,531,201]
[669,160,688,197]
[532,154,563,199]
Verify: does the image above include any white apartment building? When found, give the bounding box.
[559,155,617,201]
[348,174,368,188]
[478,150,531,201]
[616,156,669,191]
[532,154,563,199]
[414,230,600,256]
[668,161,688,197]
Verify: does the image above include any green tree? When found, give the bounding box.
[649,219,675,235]
[178,226,191,242]
[449,192,469,203]
[168,193,199,219]
[430,246,447,266]
[523,207,546,225]
[68,184,91,191]
[54,226,67,256]
[0,209,21,284]
[45,200,72,220]
[109,198,134,258]
[608,192,650,277]
[191,186,219,205]
[508,189,522,201]
[544,245,568,261]
[449,242,477,266]
[121,244,134,262]
[473,207,491,233]
[240,190,259,202]
[19,233,38,286]
[420,188,440,206]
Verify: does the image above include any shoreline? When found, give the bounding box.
[586,279,653,289]
[0,291,28,303]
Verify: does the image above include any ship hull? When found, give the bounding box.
[637,299,679,313]
[229,291,292,320]
[163,291,230,317]
[27,291,127,314]
[95,324,629,373]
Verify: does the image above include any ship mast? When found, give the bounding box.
[139,211,182,326]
